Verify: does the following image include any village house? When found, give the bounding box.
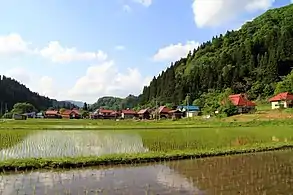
[151,106,171,119]
[177,105,200,118]
[227,94,256,114]
[268,92,293,109]
[168,109,183,119]
[92,108,118,119]
[137,108,150,119]
[45,110,62,119]
[61,109,81,119]
[121,109,137,119]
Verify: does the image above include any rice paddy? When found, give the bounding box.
[0,118,293,194]
[0,150,292,194]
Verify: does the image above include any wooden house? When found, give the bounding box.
[121,109,137,119]
[151,106,171,119]
[168,110,183,119]
[61,109,81,119]
[268,92,293,109]
[137,108,150,119]
[45,110,62,119]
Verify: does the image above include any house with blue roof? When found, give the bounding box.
[177,105,200,118]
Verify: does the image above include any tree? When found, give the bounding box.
[83,102,88,111]
[11,103,36,114]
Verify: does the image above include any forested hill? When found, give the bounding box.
[90,95,139,111]
[138,4,293,106]
[0,75,76,112]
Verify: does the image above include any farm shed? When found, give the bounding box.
[268,92,293,109]
[13,114,27,120]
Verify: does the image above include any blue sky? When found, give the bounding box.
[0,0,292,103]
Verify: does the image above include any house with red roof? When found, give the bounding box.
[137,108,151,119]
[151,106,171,119]
[268,92,293,109]
[61,109,81,119]
[227,94,256,114]
[45,110,61,119]
[121,109,137,119]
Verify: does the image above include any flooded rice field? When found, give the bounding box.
[0,150,293,194]
[0,131,148,161]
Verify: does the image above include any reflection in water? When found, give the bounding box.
[0,131,148,161]
[0,150,292,194]
[0,164,200,195]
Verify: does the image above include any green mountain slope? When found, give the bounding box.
[0,75,76,113]
[138,4,293,106]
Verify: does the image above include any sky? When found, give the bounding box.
[0,0,292,103]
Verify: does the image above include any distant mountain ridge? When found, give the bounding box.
[64,100,84,108]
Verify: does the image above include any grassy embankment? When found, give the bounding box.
[0,105,293,171]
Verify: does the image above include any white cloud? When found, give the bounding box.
[123,4,132,12]
[192,0,275,28]
[115,45,126,50]
[5,67,31,84]
[153,41,200,62]
[38,41,108,63]
[1,33,150,103]
[0,33,32,55]
[132,0,152,7]
[68,61,151,102]
[0,34,108,63]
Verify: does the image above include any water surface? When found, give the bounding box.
[0,150,292,194]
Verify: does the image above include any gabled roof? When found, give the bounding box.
[62,109,80,115]
[169,109,182,113]
[269,92,293,102]
[121,109,137,114]
[138,108,149,114]
[99,109,114,113]
[228,94,256,106]
[158,106,171,113]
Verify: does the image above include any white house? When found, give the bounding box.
[268,92,293,109]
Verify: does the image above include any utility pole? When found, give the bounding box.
[155,98,158,121]
[186,93,190,118]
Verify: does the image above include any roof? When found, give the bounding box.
[138,108,149,114]
[228,94,256,106]
[62,109,80,115]
[158,106,171,113]
[99,109,114,113]
[45,110,59,115]
[169,110,182,113]
[122,109,137,114]
[269,92,293,102]
[177,105,200,111]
